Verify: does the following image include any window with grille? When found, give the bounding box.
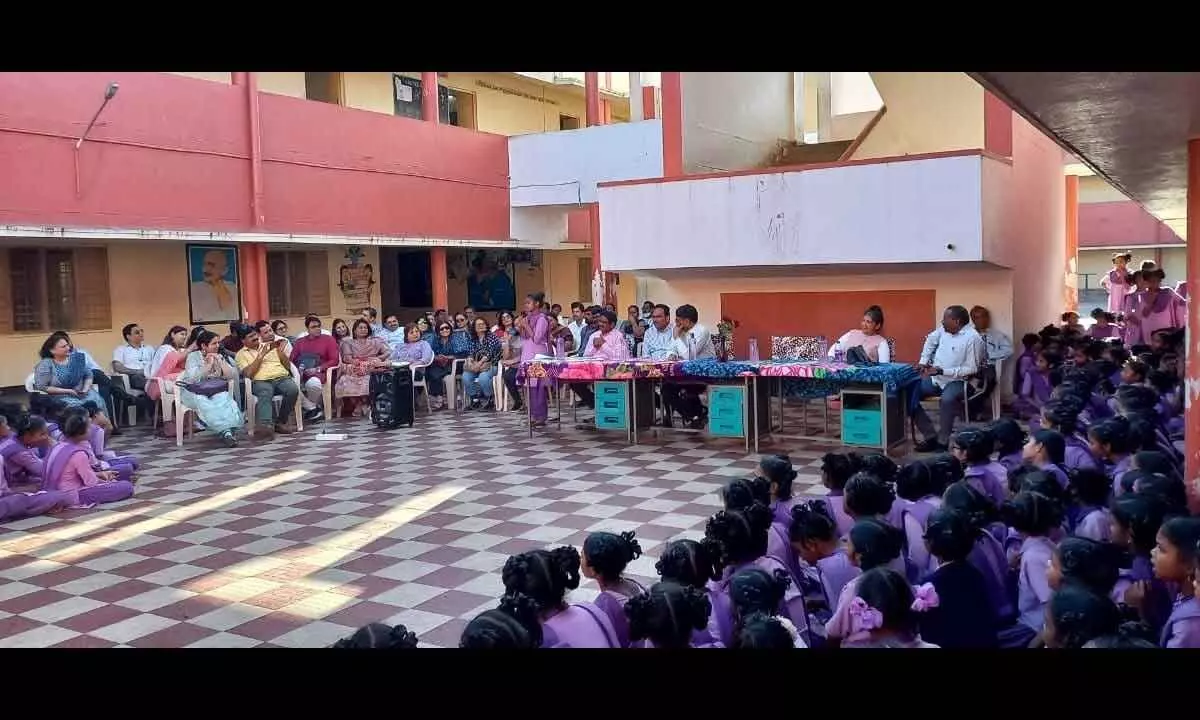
[0,247,111,334]
[265,250,330,318]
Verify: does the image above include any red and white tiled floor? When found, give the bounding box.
[0,406,856,648]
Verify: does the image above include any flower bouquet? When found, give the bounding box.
[715,317,738,362]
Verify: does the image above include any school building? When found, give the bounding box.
[0,71,1126,391]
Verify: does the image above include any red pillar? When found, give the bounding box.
[641,86,657,120]
[244,72,265,229]
[430,248,449,314]
[239,243,269,322]
[585,72,601,127]
[421,72,439,123]
[661,72,684,176]
[1186,139,1200,509]
[1064,175,1079,313]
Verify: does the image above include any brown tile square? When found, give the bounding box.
[51,634,120,648]
[489,538,541,556]
[190,550,257,571]
[128,621,214,648]
[215,517,275,533]
[143,521,209,539]
[415,617,468,647]
[412,529,468,546]
[290,497,333,511]
[205,533,267,551]
[328,575,401,599]
[226,502,281,517]
[285,511,338,526]
[474,506,528,521]
[22,565,95,589]
[415,512,462,529]
[243,585,319,611]
[414,590,493,616]
[417,566,486,590]
[324,600,405,629]
[153,595,229,622]
[604,494,649,507]
[58,603,143,634]
[0,554,35,572]
[660,490,704,503]
[0,588,72,615]
[0,614,42,639]
[276,525,332,543]
[412,546,476,566]
[334,554,401,575]
[110,558,176,579]
[531,488,575,501]
[82,579,160,604]
[615,508,663,523]
[130,538,193,558]
[257,562,322,583]
[481,521,539,538]
[228,611,310,641]
[630,524,678,542]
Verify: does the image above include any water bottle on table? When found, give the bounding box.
[555,337,565,358]
[817,337,829,360]
[748,337,760,362]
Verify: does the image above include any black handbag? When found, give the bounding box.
[844,345,876,366]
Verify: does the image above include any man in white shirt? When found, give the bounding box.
[912,305,987,452]
[112,323,157,391]
[967,305,1012,419]
[566,302,587,354]
[662,304,715,429]
[641,304,675,360]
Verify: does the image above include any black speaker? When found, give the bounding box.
[369,365,414,429]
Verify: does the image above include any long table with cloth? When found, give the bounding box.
[517,357,921,451]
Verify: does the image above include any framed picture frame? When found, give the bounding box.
[186,244,242,325]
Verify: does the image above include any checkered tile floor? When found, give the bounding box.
[0,402,869,648]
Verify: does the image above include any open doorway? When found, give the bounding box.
[305,72,344,105]
[559,114,580,131]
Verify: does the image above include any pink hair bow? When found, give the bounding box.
[911,583,940,612]
[847,596,884,632]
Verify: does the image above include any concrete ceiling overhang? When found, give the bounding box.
[969,72,1200,238]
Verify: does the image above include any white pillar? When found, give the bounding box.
[629,72,643,121]
[815,72,832,142]
[792,72,805,142]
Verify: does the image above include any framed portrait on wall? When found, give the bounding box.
[186,244,242,325]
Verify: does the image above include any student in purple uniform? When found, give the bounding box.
[728,567,807,648]
[788,500,859,639]
[952,428,1007,506]
[758,454,800,527]
[843,568,941,648]
[460,593,543,649]
[626,582,719,648]
[1046,536,1122,601]
[581,530,646,648]
[1088,417,1133,496]
[1088,309,1119,339]
[844,470,899,528]
[59,406,136,485]
[1067,468,1113,541]
[997,491,1062,647]
[894,458,947,579]
[1,414,53,488]
[42,412,135,507]
[731,612,801,648]
[918,508,999,648]
[703,504,808,646]
[941,482,1013,625]
[1129,471,1189,514]
[653,539,721,646]
[720,476,794,576]
[989,418,1027,474]
[824,518,906,647]
[501,546,620,648]
[1020,429,1071,490]
[1109,493,1173,633]
[1013,333,1040,395]
[329,622,419,648]
[1040,400,1102,471]
[1043,585,1150,649]
[818,452,859,538]
[1013,349,1059,419]
[1126,451,1183,493]
[1149,517,1200,648]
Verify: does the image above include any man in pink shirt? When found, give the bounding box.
[583,310,631,362]
[291,315,341,422]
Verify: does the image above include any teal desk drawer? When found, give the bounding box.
[595,410,628,430]
[709,416,745,438]
[596,382,627,399]
[842,409,881,446]
[709,386,744,408]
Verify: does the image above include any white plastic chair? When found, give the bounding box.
[243,365,305,438]
[321,366,338,419]
[410,362,434,413]
[170,377,239,447]
[444,359,468,412]
[150,376,176,428]
[111,372,144,427]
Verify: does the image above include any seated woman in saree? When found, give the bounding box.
[393,323,437,408]
[54,405,139,482]
[42,411,134,508]
[147,325,202,404]
[176,329,243,447]
[32,332,113,432]
[335,319,392,418]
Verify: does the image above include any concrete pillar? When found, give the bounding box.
[629,72,643,122]
[431,248,448,314]
[1185,139,1200,507]
[1065,175,1080,312]
[421,72,438,123]
[585,72,601,127]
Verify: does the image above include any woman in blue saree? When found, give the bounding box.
[32,331,113,433]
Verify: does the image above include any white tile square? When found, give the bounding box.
[0,581,41,602]
[237,537,298,556]
[116,586,198,613]
[446,533,508,551]
[254,506,311,522]
[380,608,454,636]
[22,596,108,624]
[633,498,686,513]
[91,614,179,644]
[650,513,701,529]
[172,528,236,545]
[185,632,263,648]
[443,517,500,533]
[501,497,554,511]
[77,552,146,572]
[453,573,505,597]
[369,582,446,609]
[374,560,440,582]
[0,624,80,648]
[156,545,224,564]
[573,504,626,519]
[242,521,304,538]
[516,525,575,543]
[449,551,509,572]
[53,572,127,596]
[270,620,352,648]
[562,491,612,505]
[509,510,566,525]
[0,559,68,581]
[371,540,439,560]
[138,564,210,586]
[188,603,272,632]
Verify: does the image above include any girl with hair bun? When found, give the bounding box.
[844,567,941,648]
[722,473,801,587]
[951,428,1006,507]
[824,518,906,647]
[702,505,808,647]
[940,482,1013,624]
[0,412,70,521]
[625,582,720,648]
[0,413,53,488]
[987,418,1027,472]
[654,539,721,646]
[330,622,419,649]
[1064,468,1113,541]
[582,530,647,647]
[501,546,620,648]
[1046,536,1122,598]
[918,508,998,648]
[819,452,861,537]
[41,411,134,508]
[731,612,800,649]
[893,459,946,579]
[1088,417,1133,496]
[460,593,543,649]
[789,500,859,635]
[1039,399,1102,472]
[997,491,1063,647]
[1109,492,1172,632]
[1044,585,1149,649]
[758,453,800,526]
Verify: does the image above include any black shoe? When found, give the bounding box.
[511,400,524,412]
[467,398,482,411]
[483,399,496,411]
[303,408,324,423]
[913,438,947,453]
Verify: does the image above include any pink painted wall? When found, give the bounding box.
[1079,200,1183,247]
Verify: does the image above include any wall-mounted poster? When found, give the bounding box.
[186,244,242,325]
[338,246,376,312]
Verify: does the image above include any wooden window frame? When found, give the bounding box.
[2,247,111,334]
[265,250,330,318]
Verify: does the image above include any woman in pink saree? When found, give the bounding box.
[335,319,392,417]
[146,326,200,403]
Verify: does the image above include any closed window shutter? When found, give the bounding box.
[305,250,330,316]
[72,247,112,331]
[0,250,12,334]
[286,252,308,315]
[266,251,289,317]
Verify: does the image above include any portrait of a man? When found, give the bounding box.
[187,244,242,324]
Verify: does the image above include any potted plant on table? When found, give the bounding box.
[715,317,738,362]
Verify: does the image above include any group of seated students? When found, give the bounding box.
[1,404,138,521]
[332,430,1199,649]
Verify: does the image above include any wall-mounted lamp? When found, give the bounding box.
[74,82,120,198]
